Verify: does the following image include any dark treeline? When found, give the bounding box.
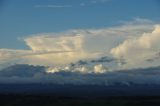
[0,94,160,106]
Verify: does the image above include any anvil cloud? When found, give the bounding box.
[0,19,159,71]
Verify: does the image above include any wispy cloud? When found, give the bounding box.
[34,0,111,9]
[80,3,86,6]
[91,0,111,4]
[79,0,111,7]
[34,5,72,8]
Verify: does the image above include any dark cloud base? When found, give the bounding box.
[1,64,160,97]
[0,64,160,85]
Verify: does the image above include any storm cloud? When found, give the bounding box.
[0,19,157,70]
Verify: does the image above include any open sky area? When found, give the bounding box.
[0,0,160,49]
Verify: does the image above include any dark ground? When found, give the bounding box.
[0,95,160,106]
[1,84,160,106]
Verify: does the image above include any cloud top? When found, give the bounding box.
[111,25,160,69]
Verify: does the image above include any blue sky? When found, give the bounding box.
[0,0,160,49]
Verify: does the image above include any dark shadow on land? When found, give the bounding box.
[0,95,160,106]
[1,84,160,106]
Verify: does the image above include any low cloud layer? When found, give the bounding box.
[1,64,160,85]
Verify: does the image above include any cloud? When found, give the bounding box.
[1,64,160,85]
[23,35,97,66]
[34,0,111,9]
[80,3,86,6]
[93,64,108,73]
[79,0,112,7]
[119,18,154,25]
[111,25,160,69]
[46,63,110,74]
[34,5,72,8]
[91,0,111,4]
[1,19,160,85]
[0,19,158,69]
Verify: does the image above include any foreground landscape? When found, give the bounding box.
[1,95,160,106]
[1,84,160,106]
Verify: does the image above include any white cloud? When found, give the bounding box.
[23,35,101,66]
[94,64,108,73]
[0,19,158,69]
[1,19,160,85]
[111,25,160,69]
[46,64,109,74]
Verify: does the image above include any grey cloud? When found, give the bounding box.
[1,64,160,85]
[90,56,115,63]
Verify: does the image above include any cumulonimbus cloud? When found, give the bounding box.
[111,25,160,69]
[0,19,158,70]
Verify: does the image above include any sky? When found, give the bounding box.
[0,0,160,72]
[0,0,160,49]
